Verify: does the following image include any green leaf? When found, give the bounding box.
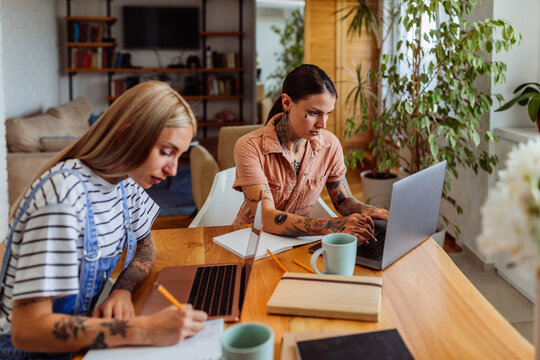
[528,96,540,122]
[405,102,413,114]
[472,131,480,146]
[429,134,439,159]
[496,92,537,111]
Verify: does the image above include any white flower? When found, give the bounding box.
[476,138,540,265]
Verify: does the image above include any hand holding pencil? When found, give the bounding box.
[145,282,208,345]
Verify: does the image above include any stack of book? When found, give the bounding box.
[70,48,110,69]
[206,75,239,96]
[70,50,128,70]
[68,22,104,43]
[211,51,238,68]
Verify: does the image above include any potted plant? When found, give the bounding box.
[342,0,521,236]
[495,82,540,131]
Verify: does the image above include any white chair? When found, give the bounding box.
[188,167,337,228]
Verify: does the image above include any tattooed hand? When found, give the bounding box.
[363,205,389,221]
[340,213,376,243]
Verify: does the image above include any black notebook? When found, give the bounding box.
[296,329,413,360]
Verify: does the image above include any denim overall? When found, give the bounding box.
[0,169,137,359]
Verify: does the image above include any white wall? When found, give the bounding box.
[0,0,9,240]
[491,0,540,130]
[2,0,59,118]
[1,0,59,238]
[58,0,256,129]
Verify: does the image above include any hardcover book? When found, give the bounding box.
[266,272,382,321]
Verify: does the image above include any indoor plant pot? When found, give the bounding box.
[360,170,399,208]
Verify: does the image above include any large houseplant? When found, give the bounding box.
[342,0,520,221]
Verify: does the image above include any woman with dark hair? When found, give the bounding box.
[233,64,388,242]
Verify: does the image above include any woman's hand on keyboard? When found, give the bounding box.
[340,213,376,243]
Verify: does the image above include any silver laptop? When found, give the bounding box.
[310,161,446,270]
[357,161,447,270]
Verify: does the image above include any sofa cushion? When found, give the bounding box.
[40,136,77,152]
[7,152,57,205]
[6,97,91,152]
[46,96,92,132]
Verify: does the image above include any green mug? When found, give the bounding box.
[311,233,357,275]
[221,322,274,360]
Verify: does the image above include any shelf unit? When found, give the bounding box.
[64,0,247,135]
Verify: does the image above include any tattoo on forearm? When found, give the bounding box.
[274,213,288,225]
[327,179,364,215]
[279,218,347,237]
[113,233,156,293]
[80,333,108,352]
[243,192,259,203]
[101,319,131,337]
[13,297,49,308]
[52,316,88,341]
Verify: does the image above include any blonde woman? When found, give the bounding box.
[0,81,207,358]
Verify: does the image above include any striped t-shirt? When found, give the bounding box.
[0,159,159,331]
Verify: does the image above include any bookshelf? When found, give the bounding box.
[64,0,248,134]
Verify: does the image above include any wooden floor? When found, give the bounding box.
[152,168,461,253]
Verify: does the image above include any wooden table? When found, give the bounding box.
[132,225,534,359]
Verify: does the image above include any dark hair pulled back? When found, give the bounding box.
[266,64,337,123]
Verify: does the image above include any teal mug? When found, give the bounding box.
[221,322,274,360]
[311,233,357,275]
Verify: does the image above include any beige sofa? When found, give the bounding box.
[190,124,262,209]
[6,97,92,206]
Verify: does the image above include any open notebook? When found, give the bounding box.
[213,228,321,260]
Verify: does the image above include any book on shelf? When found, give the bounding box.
[207,75,239,96]
[211,50,238,68]
[70,48,111,69]
[68,21,105,43]
[110,76,140,98]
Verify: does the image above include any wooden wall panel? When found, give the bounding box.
[304,0,336,132]
[305,0,373,152]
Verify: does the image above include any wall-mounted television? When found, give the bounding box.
[123,6,200,49]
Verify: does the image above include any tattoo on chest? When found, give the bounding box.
[291,160,301,175]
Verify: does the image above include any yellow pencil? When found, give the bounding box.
[154,282,185,311]
[293,259,316,274]
[267,249,287,273]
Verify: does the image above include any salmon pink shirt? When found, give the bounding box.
[233,117,346,224]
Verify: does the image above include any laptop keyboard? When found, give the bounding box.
[357,231,386,261]
[188,264,237,316]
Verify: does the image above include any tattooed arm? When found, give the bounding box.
[10,296,207,353]
[92,233,156,319]
[242,183,378,242]
[326,178,389,220]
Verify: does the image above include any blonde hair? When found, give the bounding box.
[9,80,197,219]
